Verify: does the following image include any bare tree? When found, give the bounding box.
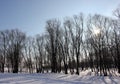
[35,34,45,73]
[46,19,61,73]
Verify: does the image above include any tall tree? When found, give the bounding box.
[46,19,61,73]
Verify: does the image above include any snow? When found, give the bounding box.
[0,72,120,84]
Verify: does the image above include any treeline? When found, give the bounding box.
[0,6,120,76]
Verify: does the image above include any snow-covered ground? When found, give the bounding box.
[0,71,120,84]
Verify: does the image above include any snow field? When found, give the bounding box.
[0,70,120,84]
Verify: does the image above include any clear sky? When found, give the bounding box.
[0,0,120,36]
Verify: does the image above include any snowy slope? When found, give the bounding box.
[0,73,120,84]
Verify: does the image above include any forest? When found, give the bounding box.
[0,6,120,76]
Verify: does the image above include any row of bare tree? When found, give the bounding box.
[0,7,120,76]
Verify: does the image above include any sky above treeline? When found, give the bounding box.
[0,0,120,36]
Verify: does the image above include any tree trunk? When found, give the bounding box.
[76,55,79,75]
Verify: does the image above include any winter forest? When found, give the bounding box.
[0,5,120,78]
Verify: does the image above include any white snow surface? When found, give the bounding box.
[0,71,120,84]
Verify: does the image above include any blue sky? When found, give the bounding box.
[0,0,120,36]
